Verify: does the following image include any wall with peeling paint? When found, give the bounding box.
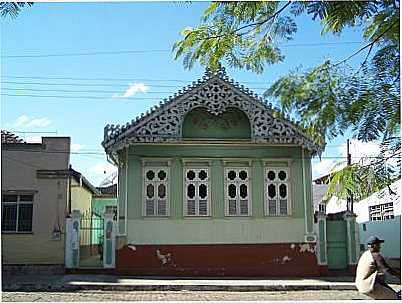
[115,243,319,277]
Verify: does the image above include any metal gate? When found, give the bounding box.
[326,219,348,270]
[79,211,104,268]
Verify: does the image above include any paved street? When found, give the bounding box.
[2,289,369,301]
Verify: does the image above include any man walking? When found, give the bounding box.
[355,236,400,300]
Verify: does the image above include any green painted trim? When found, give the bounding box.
[349,220,356,263]
[319,220,326,263]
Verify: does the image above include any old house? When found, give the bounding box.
[102,67,327,276]
[313,178,400,262]
[1,131,100,272]
[1,131,70,273]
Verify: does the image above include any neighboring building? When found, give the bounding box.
[1,131,70,271]
[93,184,117,218]
[102,67,326,276]
[355,180,400,260]
[68,167,100,261]
[69,167,100,215]
[313,178,401,260]
[90,184,117,245]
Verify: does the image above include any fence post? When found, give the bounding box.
[343,211,359,265]
[103,213,116,268]
[65,210,81,268]
[315,212,328,266]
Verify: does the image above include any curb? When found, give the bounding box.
[2,283,357,292]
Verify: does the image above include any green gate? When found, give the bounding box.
[326,220,348,270]
[79,211,104,268]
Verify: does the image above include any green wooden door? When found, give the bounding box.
[326,220,348,270]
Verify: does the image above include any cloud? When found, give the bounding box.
[312,159,343,179]
[71,144,83,152]
[90,162,118,176]
[14,114,52,128]
[338,140,380,165]
[113,82,149,98]
[313,140,382,179]
[26,136,42,143]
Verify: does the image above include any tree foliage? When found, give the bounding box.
[0,2,33,19]
[174,1,400,200]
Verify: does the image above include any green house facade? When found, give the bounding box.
[103,67,324,276]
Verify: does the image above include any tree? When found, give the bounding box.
[0,2,33,18]
[174,1,400,200]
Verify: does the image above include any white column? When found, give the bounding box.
[65,210,81,268]
[103,213,116,268]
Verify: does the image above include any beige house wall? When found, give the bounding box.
[70,178,92,215]
[1,137,70,265]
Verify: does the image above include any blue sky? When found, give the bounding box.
[1,2,381,186]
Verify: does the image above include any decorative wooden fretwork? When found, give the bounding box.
[103,66,322,155]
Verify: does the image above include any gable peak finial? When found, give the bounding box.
[205,62,226,78]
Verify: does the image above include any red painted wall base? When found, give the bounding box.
[115,243,320,277]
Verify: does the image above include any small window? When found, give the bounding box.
[225,168,250,216]
[143,168,169,216]
[2,193,34,233]
[318,203,326,213]
[369,202,394,221]
[265,168,290,216]
[184,168,210,216]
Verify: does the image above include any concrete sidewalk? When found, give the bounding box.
[3,274,401,292]
[2,274,365,292]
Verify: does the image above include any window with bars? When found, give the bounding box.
[225,168,250,216]
[369,202,394,221]
[318,203,326,213]
[2,193,34,233]
[184,168,210,216]
[143,168,169,216]
[265,168,290,216]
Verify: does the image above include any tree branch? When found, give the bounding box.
[334,20,398,67]
[187,1,292,41]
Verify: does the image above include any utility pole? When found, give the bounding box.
[346,139,354,213]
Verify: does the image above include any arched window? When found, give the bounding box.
[182,107,251,139]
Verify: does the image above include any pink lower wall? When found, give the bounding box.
[115,243,320,276]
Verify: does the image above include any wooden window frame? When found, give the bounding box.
[142,166,170,217]
[264,167,292,216]
[183,168,211,217]
[224,167,251,217]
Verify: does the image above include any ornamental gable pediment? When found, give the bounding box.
[103,67,322,155]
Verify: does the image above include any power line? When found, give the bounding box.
[1,93,163,101]
[6,130,58,134]
[1,81,182,88]
[2,76,194,83]
[1,75,272,85]
[2,88,177,94]
[1,42,363,59]
[2,49,171,58]
[0,81,268,89]
[3,148,398,160]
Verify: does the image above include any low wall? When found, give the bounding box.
[115,243,319,277]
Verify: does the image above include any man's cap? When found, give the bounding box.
[366,236,385,245]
